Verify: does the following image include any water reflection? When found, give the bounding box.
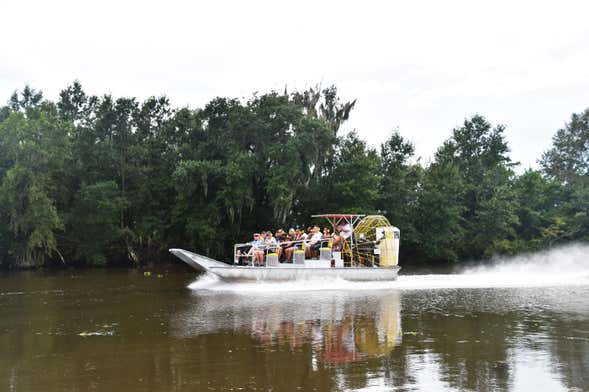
[172,285,589,392]
[174,291,402,366]
[1,270,589,391]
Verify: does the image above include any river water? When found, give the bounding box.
[1,244,589,391]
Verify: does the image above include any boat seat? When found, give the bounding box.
[333,251,343,268]
[293,250,305,265]
[266,253,279,267]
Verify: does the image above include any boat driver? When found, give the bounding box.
[332,222,352,252]
[338,222,353,240]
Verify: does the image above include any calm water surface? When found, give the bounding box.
[1,256,589,392]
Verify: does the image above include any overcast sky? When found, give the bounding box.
[1,0,588,168]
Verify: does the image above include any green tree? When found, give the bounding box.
[318,132,381,214]
[506,170,562,251]
[66,181,125,265]
[414,162,464,262]
[0,166,63,267]
[4,82,586,269]
[541,108,589,183]
[540,108,589,243]
[0,93,69,267]
[378,130,421,252]
[435,115,518,259]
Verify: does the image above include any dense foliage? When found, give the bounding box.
[0,83,587,268]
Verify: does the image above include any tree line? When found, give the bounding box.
[0,82,587,268]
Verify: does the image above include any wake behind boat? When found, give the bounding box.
[170,214,401,282]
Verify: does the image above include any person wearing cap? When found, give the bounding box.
[236,233,262,265]
[250,233,267,265]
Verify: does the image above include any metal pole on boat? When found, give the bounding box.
[349,217,354,266]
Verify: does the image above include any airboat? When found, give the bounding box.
[170,214,401,282]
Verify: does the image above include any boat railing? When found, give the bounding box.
[233,239,333,266]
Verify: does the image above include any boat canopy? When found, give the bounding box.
[311,214,365,230]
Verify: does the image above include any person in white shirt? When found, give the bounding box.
[263,231,277,253]
[305,226,323,258]
[338,223,353,240]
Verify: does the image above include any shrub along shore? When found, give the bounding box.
[0,82,587,269]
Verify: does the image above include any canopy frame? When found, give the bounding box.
[311,214,365,231]
[312,214,365,265]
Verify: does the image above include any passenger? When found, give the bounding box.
[275,229,286,260]
[243,233,263,266]
[305,225,323,259]
[275,229,285,241]
[275,229,285,260]
[283,229,298,262]
[322,227,332,247]
[331,231,343,251]
[235,234,253,265]
[293,228,304,250]
[300,228,308,242]
[264,231,278,254]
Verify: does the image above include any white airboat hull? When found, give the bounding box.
[170,248,400,282]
